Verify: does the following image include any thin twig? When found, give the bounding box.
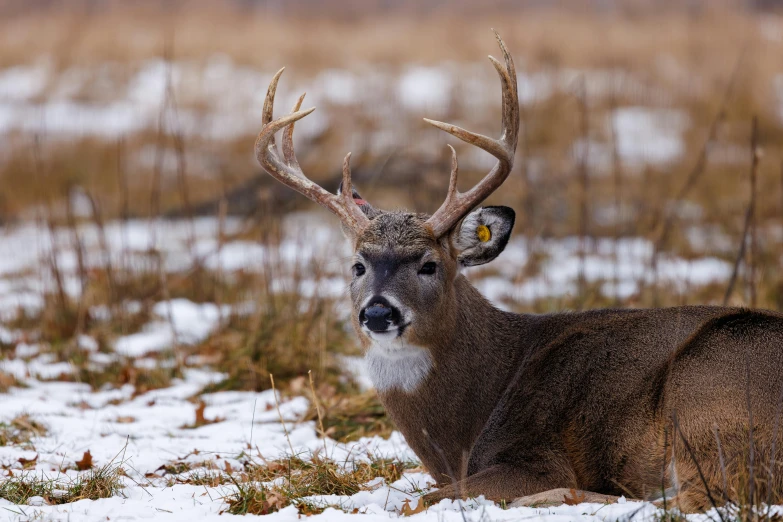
[85,189,117,308]
[712,425,729,502]
[308,370,328,455]
[724,117,760,306]
[250,398,257,447]
[269,374,296,458]
[672,411,726,521]
[661,426,669,512]
[576,77,589,310]
[610,91,624,307]
[748,117,759,308]
[653,44,747,256]
[766,381,783,512]
[64,184,87,339]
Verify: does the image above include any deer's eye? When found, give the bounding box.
[353,263,366,277]
[418,262,437,275]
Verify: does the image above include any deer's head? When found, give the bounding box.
[255,31,519,378]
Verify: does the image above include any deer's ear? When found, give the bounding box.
[452,206,515,267]
[337,183,382,240]
[337,182,381,220]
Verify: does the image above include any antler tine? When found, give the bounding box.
[282,93,306,171]
[424,30,520,238]
[340,152,355,209]
[445,144,459,206]
[255,70,370,233]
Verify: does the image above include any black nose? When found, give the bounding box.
[359,296,401,333]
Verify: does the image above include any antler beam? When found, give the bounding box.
[424,30,520,238]
[254,68,370,234]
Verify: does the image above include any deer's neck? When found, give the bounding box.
[371,274,534,483]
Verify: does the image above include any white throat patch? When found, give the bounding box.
[364,337,432,393]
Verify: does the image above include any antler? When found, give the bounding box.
[424,30,519,238]
[254,68,370,234]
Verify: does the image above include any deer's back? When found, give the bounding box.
[469,305,783,497]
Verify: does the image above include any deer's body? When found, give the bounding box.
[352,213,783,511]
[254,33,783,512]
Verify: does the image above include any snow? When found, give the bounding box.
[0,361,739,522]
[0,214,747,522]
[114,300,226,357]
[0,62,49,101]
[0,212,734,324]
[396,66,453,114]
[0,57,687,164]
[612,107,689,166]
[468,236,731,303]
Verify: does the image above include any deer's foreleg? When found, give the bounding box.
[421,463,579,505]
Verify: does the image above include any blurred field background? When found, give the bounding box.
[3,0,783,424]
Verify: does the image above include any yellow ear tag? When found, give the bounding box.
[476,225,491,242]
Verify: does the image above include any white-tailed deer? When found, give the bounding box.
[255,31,783,512]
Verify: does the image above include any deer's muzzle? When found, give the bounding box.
[360,296,402,333]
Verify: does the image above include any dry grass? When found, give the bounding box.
[303,390,395,442]
[0,460,125,506]
[3,7,783,517]
[0,415,47,448]
[201,291,356,394]
[224,452,419,515]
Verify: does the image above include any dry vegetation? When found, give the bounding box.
[0,459,125,506]
[3,1,783,516]
[224,452,420,515]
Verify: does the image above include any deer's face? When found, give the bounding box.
[254,31,518,392]
[348,205,515,354]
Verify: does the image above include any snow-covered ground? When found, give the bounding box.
[0,364,731,522]
[0,213,742,521]
[0,58,690,171]
[0,212,731,320]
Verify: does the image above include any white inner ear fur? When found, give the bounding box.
[454,209,504,256]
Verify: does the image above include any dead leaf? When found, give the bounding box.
[224,461,234,473]
[115,416,135,424]
[289,376,307,395]
[195,401,207,426]
[259,491,286,514]
[563,489,587,506]
[400,499,426,516]
[18,454,38,469]
[76,450,93,470]
[188,401,224,428]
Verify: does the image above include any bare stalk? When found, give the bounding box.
[712,425,729,502]
[85,190,117,306]
[661,426,669,512]
[766,381,783,511]
[576,77,589,310]
[652,44,746,257]
[748,117,759,308]
[270,374,296,458]
[32,137,69,317]
[672,411,726,521]
[308,370,328,455]
[64,184,88,339]
[724,117,760,306]
[167,79,197,264]
[610,91,623,307]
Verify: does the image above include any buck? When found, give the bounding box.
[255,32,783,512]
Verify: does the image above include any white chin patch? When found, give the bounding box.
[364,330,432,393]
